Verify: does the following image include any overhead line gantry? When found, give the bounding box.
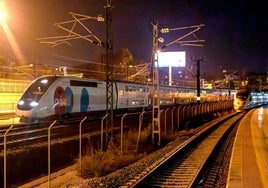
[151,22,205,145]
[36,0,115,141]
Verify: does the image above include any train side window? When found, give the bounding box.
[148,98,152,105]
[125,86,128,92]
[70,80,97,87]
[118,89,124,97]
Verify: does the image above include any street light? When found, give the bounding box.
[0,3,25,63]
[0,2,7,25]
[0,2,6,18]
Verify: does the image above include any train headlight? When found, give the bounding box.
[18,100,24,105]
[30,101,39,107]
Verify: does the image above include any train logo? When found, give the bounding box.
[54,86,67,115]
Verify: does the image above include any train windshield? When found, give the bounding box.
[17,76,59,110]
[236,90,250,100]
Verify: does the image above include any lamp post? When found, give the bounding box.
[196,59,201,103]
[223,69,237,95]
[190,57,206,104]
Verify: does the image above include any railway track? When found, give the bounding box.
[0,120,84,151]
[0,109,238,187]
[0,112,151,151]
[121,111,246,188]
[0,112,152,187]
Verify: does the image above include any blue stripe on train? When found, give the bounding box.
[80,88,89,112]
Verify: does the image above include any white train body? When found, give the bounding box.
[16,75,234,122]
[233,88,268,111]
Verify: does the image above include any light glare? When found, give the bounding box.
[41,79,48,84]
[0,1,7,23]
[0,11,5,22]
[30,101,39,107]
[0,2,26,62]
[18,100,24,105]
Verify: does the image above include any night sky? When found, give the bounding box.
[1,0,267,79]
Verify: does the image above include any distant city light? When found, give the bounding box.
[97,15,105,22]
[160,28,169,33]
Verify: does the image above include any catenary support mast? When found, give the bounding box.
[105,0,114,139]
[152,21,161,145]
[151,22,205,145]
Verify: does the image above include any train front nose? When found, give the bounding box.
[16,99,38,117]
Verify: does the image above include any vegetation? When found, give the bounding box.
[79,126,152,178]
[113,47,134,80]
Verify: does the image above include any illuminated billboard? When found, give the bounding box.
[156,51,186,67]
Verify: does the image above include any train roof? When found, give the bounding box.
[36,75,102,82]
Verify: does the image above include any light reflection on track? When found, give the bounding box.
[252,106,268,187]
[0,114,20,126]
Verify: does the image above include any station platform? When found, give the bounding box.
[227,106,268,188]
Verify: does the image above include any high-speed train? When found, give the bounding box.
[16,75,234,123]
[233,88,268,111]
